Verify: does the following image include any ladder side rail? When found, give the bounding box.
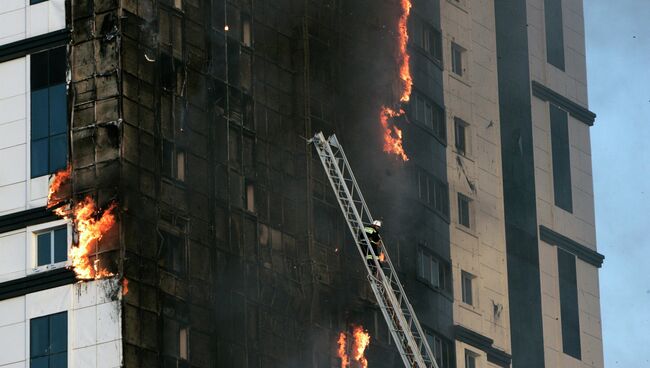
[312,135,385,281]
[328,135,437,367]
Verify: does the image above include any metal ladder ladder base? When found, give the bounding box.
[310,132,440,368]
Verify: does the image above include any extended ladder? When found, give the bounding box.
[309,132,439,368]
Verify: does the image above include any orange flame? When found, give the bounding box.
[338,325,371,368]
[47,166,71,208]
[67,197,117,280]
[352,325,371,368]
[337,332,350,368]
[397,0,412,103]
[122,278,129,296]
[379,0,412,161]
[380,107,408,161]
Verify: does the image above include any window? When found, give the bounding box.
[36,226,67,267]
[163,140,186,182]
[558,248,581,359]
[163,318,190,363]
[451,43,464,76]
[30,312,67,368]
[457,193,471,228]
[454,118,468,156]
[461,271,474,305]
[425,331,454,368]
[421,25,442,61]
[242,14,252,47]
[464,349,477,368]
[418,172,450,217]
[159,229,187,276]
[30,47,67,178]
[411,94,445,141]
[30,0,48,4]
[245,181,255,212]
[544,0,565,70]
[417,248,451,292]
[179,327,189,360]
[550,104,572,212]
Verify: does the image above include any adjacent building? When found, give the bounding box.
[0,0,603,367]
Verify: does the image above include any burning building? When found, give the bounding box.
[0,0,603,367]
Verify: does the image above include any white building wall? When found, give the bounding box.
[441,0,511,359]
[0,279,123,368]
[0,54,57,216]
[527,0,603,367]
[0,219,71,283]
[0,0,66,47]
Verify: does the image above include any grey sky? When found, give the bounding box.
[584,1,650,366]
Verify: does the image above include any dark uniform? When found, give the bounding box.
[360,225,382,270]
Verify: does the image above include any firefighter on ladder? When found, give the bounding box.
[361,220,384,273]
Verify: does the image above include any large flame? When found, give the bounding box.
[47,166,71,208]
[379,0,412,161]
[67,197,117,280]
[338,325,371,368]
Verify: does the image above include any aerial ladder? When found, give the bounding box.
[309,132,440,368]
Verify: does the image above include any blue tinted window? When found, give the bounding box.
[53,227,67,263]
[30,47,68,178]
[49,134,67,173]
[30,316,49,358]
[49,84,67,135]
[37,232,51,266]
[31,138,49,178]
[30,312,67,368]
[31,89,49,140]
[49,312,67,354]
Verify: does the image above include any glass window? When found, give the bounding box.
[30,312,68,368]
[160,230,187,276]
[425,331,453,368]
[454,118,467,155]
[462,271,474,305]
[550,104,573,212]
[465,350,477,368]
[36,226,68,267]
[451,43,464,76]
[422,25,442,61]
[30,47,68,178]
[558,248,581,359]
[458,193,471,228]
[544,0,565,70]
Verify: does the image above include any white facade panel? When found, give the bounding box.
[0,279,123,368]
[0,145,27,186]
[0,322,26,366]
[0,0,66,47]
[0,183,26,215]
[0,120,26,150]
[0,231,26,282]
[0,58,26,99]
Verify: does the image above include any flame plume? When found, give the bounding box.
[47,166,71,209]
[379,0,412,161]
[337,325,371,368]
[67,197,117,280]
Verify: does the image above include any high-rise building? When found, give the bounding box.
[0,0,603,367]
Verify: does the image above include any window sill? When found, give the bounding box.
[459,301,481,316]
[454,149,474,163]
[29,261,69,275]
[449,71,472,87]
[455,223,477,238]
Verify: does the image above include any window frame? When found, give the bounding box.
[457,193,472,229]
[451,42,465,77]
[27,220,71,273]
[417,246,452,295]
[158,218,189,278]
[418,170,450,220]
[464,349,478,368]
[410,92,446,143]
[454,117,469,157]
[29,311,68,368]
[461,270,475,306]
[424,329,455,368]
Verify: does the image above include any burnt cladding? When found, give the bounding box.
[101,0,452,366]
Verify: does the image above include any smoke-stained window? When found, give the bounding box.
[544,0,565,70]
[457,193,471,228]
[421,24,442,62]
[550,103,572,212]
[417,247,451,293]
[558,248,581,359]
[418,171,450,218]
[30,46,67,178]
[424,329,454,368]
[30,312,67,368]
[159,226,187,277]
[411,93,446,142]
[454,117,468,156]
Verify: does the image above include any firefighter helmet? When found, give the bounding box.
[372,220,382,228]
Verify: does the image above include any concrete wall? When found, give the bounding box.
[441,0,512,360]
[527,0,603,366]
[0,279,123,368]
